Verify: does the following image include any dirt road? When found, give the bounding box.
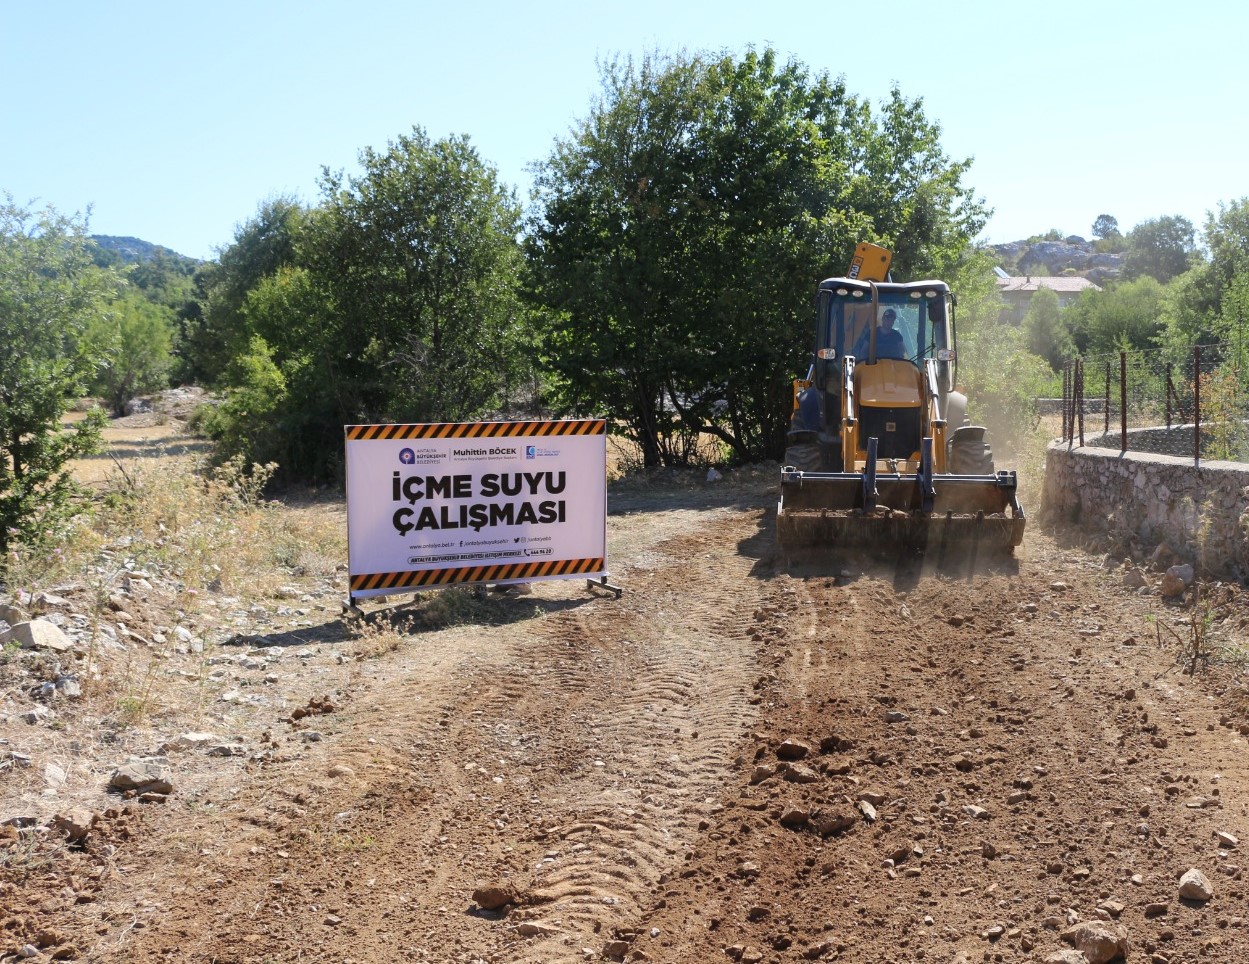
[4,469,1249,963]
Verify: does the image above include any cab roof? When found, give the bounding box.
[817,278,951,296]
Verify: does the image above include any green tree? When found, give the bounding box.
[178,196,307,385]
[528,49,988,465]
[1022,286,1074,370]
[1063,275,1165,356]
[0,199,120,558]
[1122,215,1197,284]
[1092,214,1119,240]
[312,129,528,425]
[83,289,175,415]
[199,130,530,482]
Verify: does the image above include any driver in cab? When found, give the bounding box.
[854,307,906,361]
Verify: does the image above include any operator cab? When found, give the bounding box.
[813,278,955,383]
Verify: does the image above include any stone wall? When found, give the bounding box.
[1041,432,1249,576]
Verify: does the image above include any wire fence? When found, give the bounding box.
[1060,344,1249,464]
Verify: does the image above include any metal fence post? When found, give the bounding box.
[1062,361,1071,443]
[1166,362,1173,430]
[1104,361,1111,436]
[1120,351,1128,453]
[1194,345,1201,466]
[1077,359,1085,446]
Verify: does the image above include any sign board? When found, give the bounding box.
[345,419,608,600]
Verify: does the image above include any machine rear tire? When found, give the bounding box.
[782,442,824,471]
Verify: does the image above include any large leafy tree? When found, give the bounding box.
[1022,286,1073,370]
[1063,275,1165,356]
[178,196,307,385]
[1122,215,1197,284]
[1092,214,1120,241]
[527,49,988,465]
[0,199,120,558]
[200,130,530,482]
[311,129,528,425]
[1155,200,1249,355]
[83,289,175,415]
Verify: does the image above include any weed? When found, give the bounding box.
[1152,584,1237,675]
[0,830,67,884]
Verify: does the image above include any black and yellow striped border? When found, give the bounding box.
[351,557,605,592]
[345,419,606,442]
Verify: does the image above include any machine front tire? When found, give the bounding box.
[948,433,995,474]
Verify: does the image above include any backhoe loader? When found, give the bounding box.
[776,244,1026,554]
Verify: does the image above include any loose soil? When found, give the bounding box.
[4,456,1249,963]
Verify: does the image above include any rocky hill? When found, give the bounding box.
[992,236,1123,286]
[89,234,200,267]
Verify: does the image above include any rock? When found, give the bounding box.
[814,808,857,836]
[206,744,246,757]
[884,710,909,723]
[0,619,73,652]
[1097,899,1125,919]
[963,805,990,820]
[1144,902,1168,917]
[328,764,355,779]
[54,677,82,699]
[706,468,722,483]
[19,705,55,725]
[1178,868,1213,901]
[1050,581,1071,592]
[1215,831,1238,848]
[515,921,559,937]
[780,763,819,784]
[473,882,516,910]
[1159,572,1186,598]
[1122,567,1147,589]
[52,809,97,843]
[159,733,217,753]
[750,764,776,785]
[1167,563,1195,587]
[109,763,174,796]
[603,939,630,959]
[44,763,67,788]
[778,806,809,827]
[775,738,810,760]
[1061,921,1129,964]
[0,603,30,625]
[1046,951,1090,964]
[124,397,153,415]
[857,800,877,822]
[736,861,761,878]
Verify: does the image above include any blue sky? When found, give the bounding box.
[3,1,1245,261]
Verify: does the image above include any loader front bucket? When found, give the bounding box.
[776,465,1026,555]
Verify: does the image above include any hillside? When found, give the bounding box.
[89,234,201,267]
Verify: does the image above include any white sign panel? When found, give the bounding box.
[345,420,607,599]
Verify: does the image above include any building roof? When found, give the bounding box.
[995,275,1101,294]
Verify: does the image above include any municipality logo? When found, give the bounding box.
[399,448,415,464]
[525,445,536,459]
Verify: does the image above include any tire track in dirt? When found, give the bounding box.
[91,504,777,963]
[472,512,773,960]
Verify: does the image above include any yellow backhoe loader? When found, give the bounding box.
[777,244,1026,555]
